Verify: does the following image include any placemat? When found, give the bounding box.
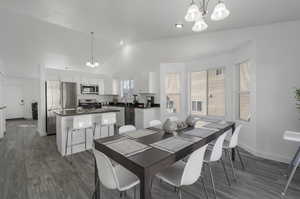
[184,128,217,138]
[194,121,210,128]
[123,129,159,139]
[147,124,163,131]
[104,138,151,157]
[200,117,221,123]
[150,137,193,153]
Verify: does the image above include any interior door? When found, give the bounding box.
[5,85,24,119]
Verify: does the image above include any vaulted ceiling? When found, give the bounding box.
[1,0,300,75]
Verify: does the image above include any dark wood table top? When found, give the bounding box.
[94,121,235,199]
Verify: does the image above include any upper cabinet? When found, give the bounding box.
[135,72,158,94]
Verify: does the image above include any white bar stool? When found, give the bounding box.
[101,113,117,137]
[65,115,93,156]
[282,130,300,196]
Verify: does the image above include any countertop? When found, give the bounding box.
[105,103,160,109]
[0,106,6,110]
[54,108,120,116]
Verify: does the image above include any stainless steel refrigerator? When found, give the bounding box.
[46,81,77,135]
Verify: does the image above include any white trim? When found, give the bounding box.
[239,142,291,164]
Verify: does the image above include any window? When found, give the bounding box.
[120,80,134,97]
[190,68,225,116]
[165,73,180,113]
[238,61,250,121]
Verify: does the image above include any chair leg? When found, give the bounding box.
[71,130,73,155]
[285,146,300,177]
[207,163,217,199]
[200,177,209,199]
[65,127,69,155]
[84,128,87,150]
[177,188,182,199]
[220,158,231,186]
[133,186,137,199]
[226,149,237,181]
[236,148,245,170]
[282,158,300,196]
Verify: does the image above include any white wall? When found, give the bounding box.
[104,20,300,163]
[3,76,39,119]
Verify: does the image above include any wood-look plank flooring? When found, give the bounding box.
[0,120,299,199]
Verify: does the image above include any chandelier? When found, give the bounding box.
[185,0,230,32]
[86,32,99,68]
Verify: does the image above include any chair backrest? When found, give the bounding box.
[228,125,242,148]
[149,120,162,127]
[181,144,208,186]
[209,131,228,161]
[73,115,93,129]
[93,149,119,190]
[168,116,179,122]
[119,125,136,134]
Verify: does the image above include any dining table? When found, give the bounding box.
[94,120,235,199]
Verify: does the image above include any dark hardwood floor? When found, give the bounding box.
[0,120,299,199]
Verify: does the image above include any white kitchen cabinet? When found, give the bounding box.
[135,72,158,94]
[135,108,160,129]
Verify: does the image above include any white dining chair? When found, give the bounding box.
[204,131,231,199]
[222,125,245,181]
[93,149,140,199]
[281,131,300,196]
[149,120,162,127]
[156,144,209,199]
[119,125,136,134]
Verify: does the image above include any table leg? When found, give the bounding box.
[231,124,236,161]
[140,172,152,199]
[94,158,100,199]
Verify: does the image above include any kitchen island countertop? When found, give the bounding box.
[54,108,119,117]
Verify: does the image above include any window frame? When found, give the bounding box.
[165,72,181,114]
[189,67,226,117]
[237,60,251,122]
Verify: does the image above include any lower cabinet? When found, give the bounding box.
[135,108,160,129]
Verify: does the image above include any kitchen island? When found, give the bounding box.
[0,106,6,139]
[54,108,119,156]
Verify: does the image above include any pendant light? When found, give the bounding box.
[184,0,230,32]
[211,0,230,21]
[86,32,99,68]
[185,0,201,22]
[192,16,208,32]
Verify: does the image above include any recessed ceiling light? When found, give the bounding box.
[175,23,184,29]
[120,40,125,46]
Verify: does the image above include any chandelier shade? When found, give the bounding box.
[185,3,201,22]
[192,17,208,32]
[211,1,230,21]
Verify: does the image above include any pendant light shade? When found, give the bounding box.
[185,2,201,22]
[192,17,208,32]
[211,1,230,21]
[86,32,99,68]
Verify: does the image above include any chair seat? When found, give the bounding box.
[115,165,140,191]
[284,131,300,143]
[209,139,231,149]
[156,160,186,187]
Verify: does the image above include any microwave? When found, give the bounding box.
[80,84,99,95]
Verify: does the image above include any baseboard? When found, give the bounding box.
[6,117,25,121]
[239,142,291,164]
